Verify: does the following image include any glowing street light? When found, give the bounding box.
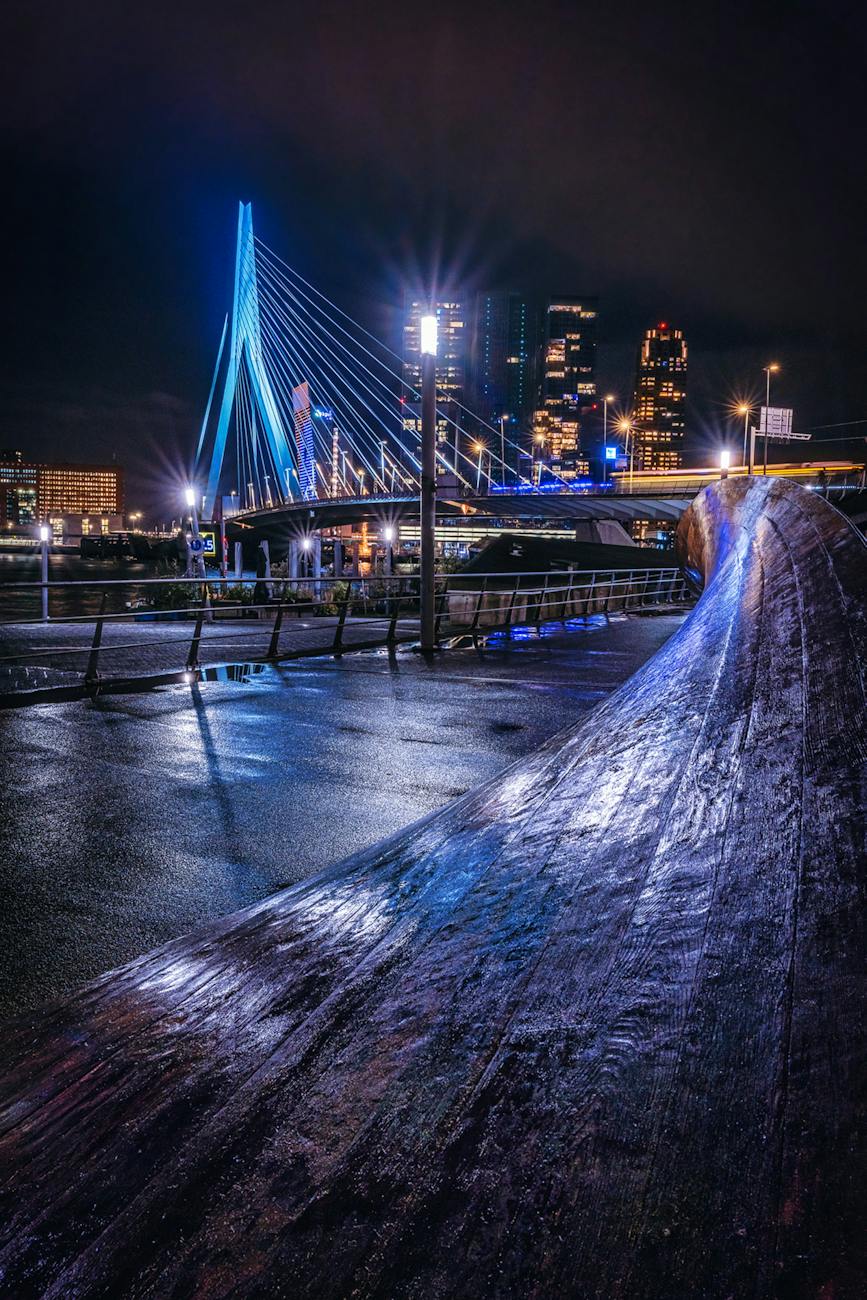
[419,312,438,650]
[473,439,486,492]
[618,418,636,492]
[720,448,731,481]
[39,524,50,621]
[383,525,395,543]
[603,394,616,485]
[420,313,438,357]
[760,363,781,475]
[735,402,751,467]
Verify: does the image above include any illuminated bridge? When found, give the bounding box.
[192,204,864,562]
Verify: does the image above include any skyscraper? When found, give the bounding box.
[632,323,687,471]
[401,297,467,480]
[531,297,598,481]
[470,291,539,477]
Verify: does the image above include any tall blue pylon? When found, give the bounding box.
[200,202,300,517]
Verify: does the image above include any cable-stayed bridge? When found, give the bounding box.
[194,202,699,535]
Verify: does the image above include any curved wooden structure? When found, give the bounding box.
[1,477,864,1298]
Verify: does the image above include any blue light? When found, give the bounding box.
[605,446,617,460]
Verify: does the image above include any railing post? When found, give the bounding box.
[469,577,488,639]
[84,593,107,696]
[332,597,350,655]
[563,572,574,624]
[186,589,206,673]
[505,581,519,638]
[434,575,449,642]
[536,574,549,628]
[267,602,285,658]
[386,582,400,644]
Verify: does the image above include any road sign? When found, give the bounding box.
[199,530,216,555]
[605,446,617,461]
[759,406,793,440]
[188,536,206,555]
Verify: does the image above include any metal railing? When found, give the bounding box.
[0,567,691,703]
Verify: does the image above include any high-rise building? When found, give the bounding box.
[401,297,467,480]
[470,292,539,477]
[531,297,598,481]
[632,323,687,471]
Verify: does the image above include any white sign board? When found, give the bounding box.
[759,406,794,440]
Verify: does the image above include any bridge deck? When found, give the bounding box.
[1,478,864,1298]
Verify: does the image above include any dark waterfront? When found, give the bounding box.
[0,549,161,621]
[0,614,681,1017]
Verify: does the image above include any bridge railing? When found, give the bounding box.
[0,567,691,703]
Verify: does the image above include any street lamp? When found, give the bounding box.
[761,363,780,476]
[419,312,437,651]
[472,440,486,493]
[735,403,751,469]
[720,449,731,481]
[603,394,616,485]
[618,418,636,492]
[184,486,205,578]
[499,414,509,486]
[39,524,50,622]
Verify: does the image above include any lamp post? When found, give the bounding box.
[420,313,437,651]
[736,404,751,470]
[39,523,50,622]
[184,486,207,579]
[473,440,486,493]
[602,394,615,484]
[499,414,508,486]
[762,363,780,476]
[618,418,636,493]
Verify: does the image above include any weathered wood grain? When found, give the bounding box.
[0,477,864,1299]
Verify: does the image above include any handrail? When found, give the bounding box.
[0,567,693,702]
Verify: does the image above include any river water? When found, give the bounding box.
[0,550,165,621]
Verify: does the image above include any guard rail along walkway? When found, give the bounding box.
[0,476,864,1298]
[0,565,689,705]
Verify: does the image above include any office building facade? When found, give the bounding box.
[470,291,539,477]
[632,323,687,471]
[0,454,124,528]
[531,297,598,481]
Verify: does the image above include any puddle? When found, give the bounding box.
[196,662,271,684]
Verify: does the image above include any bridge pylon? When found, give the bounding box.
[199,202,301,518]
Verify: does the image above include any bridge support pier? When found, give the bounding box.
[288,541,299,584]
[333,539,343,578]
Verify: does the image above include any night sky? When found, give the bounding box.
[1,1,865,518]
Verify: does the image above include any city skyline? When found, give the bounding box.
[1,3,864,517]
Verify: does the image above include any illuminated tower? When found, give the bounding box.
[531,297,598,481]
[199,202,301,516]
[632,323,688,471]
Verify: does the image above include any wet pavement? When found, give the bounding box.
[0,614,682,1018]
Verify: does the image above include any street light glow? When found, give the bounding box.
[301,536,313,551]
[184,486,196,507]
[39,524,50,542]
[383,525,395,542]
[420,314,438,356]
[720,449,731,469]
